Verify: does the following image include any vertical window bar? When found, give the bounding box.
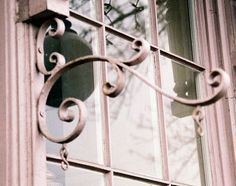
[97,0,114,185]
[156,50,170,181]
[148,0,159,46]
[105,171,114,186]
[152,1,171,181]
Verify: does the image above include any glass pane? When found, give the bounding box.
[106,34,162,178]
[114,176,163,186]
[47,162,105,186]
[157,0,194,60]
[160,56,205,185]
[69,0,96,19]
[69,17,99,46]
[45,19,104,164]
[104,0,151,40]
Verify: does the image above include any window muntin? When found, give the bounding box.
[113,176,163,186]
[45,1,209,185]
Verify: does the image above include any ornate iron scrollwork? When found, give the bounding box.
[37,18,230,170]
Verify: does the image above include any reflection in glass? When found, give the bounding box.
[69,0,96,19]
[47,162,105,186]
[69,17,98,46]
[157,0,194,60]
[106,34,162,178]
[46,19,104,164]
[104,0,151,40]
[114,176,163,186]
[160,56,205,185]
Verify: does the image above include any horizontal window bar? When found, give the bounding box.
[47,155,189,185]
[70,10,103,27]
[47,154,111,173]
[113,169,169,185]
[105,25,136,42]
[160,49,205,72]
[171,182,198,186]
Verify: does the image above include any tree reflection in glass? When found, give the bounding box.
[69,0,96,19]
[104,0,151,40]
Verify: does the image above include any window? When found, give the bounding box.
[45,0,211,185]
[1,0,236,185]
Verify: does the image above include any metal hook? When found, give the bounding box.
[60,144,69,171]
[192,106,204,136]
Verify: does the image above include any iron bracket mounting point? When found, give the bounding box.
[18,0,69,22]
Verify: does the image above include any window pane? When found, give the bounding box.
[104,0,151,41]
[160,56,205,185]
[106,34,162,178]
[45,19,104,164]
[47,162,105,186]
[69,0,96,19]
[69,17,99,47]
[114,176,164,186]
[157,0,194,60]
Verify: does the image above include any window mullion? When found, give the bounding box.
[148,0,159,45]
[97,1,114,185]
[151,1,170,182]
[155,50,171,181]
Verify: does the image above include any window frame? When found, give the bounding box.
[0,0,235,185]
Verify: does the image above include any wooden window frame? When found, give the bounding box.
[0,0,235,185]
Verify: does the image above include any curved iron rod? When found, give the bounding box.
[36,18,230,150]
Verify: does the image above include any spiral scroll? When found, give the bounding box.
[36,18,66,75]
[37,18,230,149]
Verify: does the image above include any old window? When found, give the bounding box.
[44,0,211,185]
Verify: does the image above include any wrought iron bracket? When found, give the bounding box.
[36,18,230,170]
